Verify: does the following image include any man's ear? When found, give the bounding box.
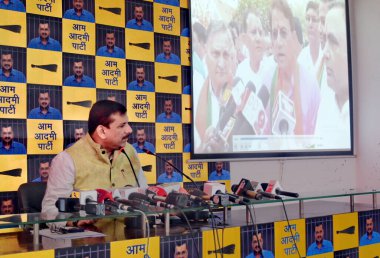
[96,125,107,140]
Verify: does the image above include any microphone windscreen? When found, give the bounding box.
[231,184,238,193]
[128,192,151,203]
[147,186,167,197]
[187,188,206,197]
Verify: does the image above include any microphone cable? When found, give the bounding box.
[177,207,201,258]
[280,199,302,258]
[121,148,140,187]
[246,203,264,257]
[133,209,150,257]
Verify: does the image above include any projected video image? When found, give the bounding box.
[191,0,352,157]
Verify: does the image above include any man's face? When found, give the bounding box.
[315,224,324,242]
[174,243,188,258]
[1,200,14,215]
[39,162,50,180]
[102,112,132,150]
[205,31,235,92]
[1,127,13,144]
[74,128,84,141]
[136,67,145,82]
[252,234,263,253]
[164,100,173,115]
[163,41,172,55]
[1,54,13,71]
[73,61,84,77]
[216,162,223,172]
[38,92,50,109]
[136,129,146,144]
[73,0,84,10]
[271,8,294,68]
[306,8,319,43]
[366,218,374,235]
[319,1,329,48]
[165,160,174,175]
[246,13,264,60]
[39,23,50,40]
[106,33,115,48]
[324,7,348,96]
[134,6,144,21]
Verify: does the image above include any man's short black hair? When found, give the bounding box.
[88,100,127,134]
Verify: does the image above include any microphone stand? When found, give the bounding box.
[142,149,200,190]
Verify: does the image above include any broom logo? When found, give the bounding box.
[336,225,355,234]
[98,6,121,15]
[158,75,178,83]
[67,100,92,108]
[208,244,235,255]
[0,25,21,33]
[0,168,22,177]
[31,64,58,72]
[129,42,151,50]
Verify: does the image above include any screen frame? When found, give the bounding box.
[190,0,354,160]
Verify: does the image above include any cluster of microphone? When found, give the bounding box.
[55,178,299,216]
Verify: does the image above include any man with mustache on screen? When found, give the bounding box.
[195,21,241,152]
[269,0,320,136]
[314,2,350,149]
[42,100,148,229]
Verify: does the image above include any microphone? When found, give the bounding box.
[66,100,93,108]
[231,184,263,200]
[272,91,296,135]
[98,6,121,15]
[142,149,199,189]
[217,81,256,143]
[264,180,299,198]
[135,191,176,209]
[55,197,80,212]
[188,188,229,206]
[250,181,282,200]
[96,189,131,212]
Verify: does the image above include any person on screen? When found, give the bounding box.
[319,0,331,50]
[157,99,181,123]
[174,241,188,258]
[360,216,380,246]
[0,52,26,83]
[32,161,50,182]
[126,4,153,31]
[157,159,182,183]
[307,223,333,255]
[28,91,62,119]
[208,162,230,181]
[132,128,155,154]
[0,125,26,155]
[28,22,62,51]
[128,66,154,92]
[246,232,274,258]
[155,39,181,65]
[66,127,85,148]
[63,0,95,23]
[42,100,148,228]
[194,22,237,151]
[269,0,320,135]
[314,3,349,147]
[297,1,323,80]
[96,32,125,59]
[0,0,25,12]
[0,199,14,215]
[63,60,95,88]
[154,0,179,7]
